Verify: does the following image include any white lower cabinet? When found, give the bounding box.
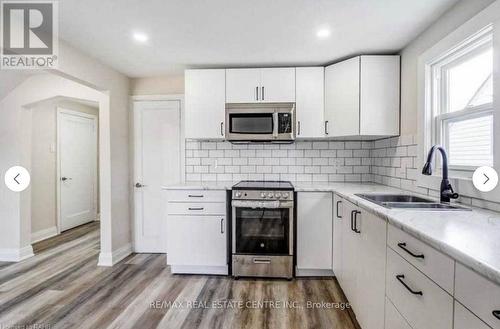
[454,301,491,329]
[167,215,227,269]
[166,189,228,275]
[385,248,453,329]
[340,199,386,329]
[455,262,500,329]
[296,192,333,275]
[385,297,412,329]
[332,194,343,283]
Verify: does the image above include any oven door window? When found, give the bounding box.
[235,207,289,255]
[229,113,273,134]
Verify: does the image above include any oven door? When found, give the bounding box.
[232,200,293,255]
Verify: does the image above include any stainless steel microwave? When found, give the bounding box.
[225,103,295,142]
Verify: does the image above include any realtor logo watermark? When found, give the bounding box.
[1,0,58,69]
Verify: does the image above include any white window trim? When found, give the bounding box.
[416,1,500,203]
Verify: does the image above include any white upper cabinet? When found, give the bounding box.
[260,68,295,102]
[226,68,295,103]
[185,69,226,139]
[325,57,360,137]
[226,68,262,103]
[296,67,325,138]
[325,55,400,138]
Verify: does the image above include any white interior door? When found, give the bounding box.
[134,100,181,253]
[58,109,98,232]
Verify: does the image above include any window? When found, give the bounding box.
[429,26,493,170]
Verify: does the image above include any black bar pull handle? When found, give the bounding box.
[350,210,356,231]
[324,121,329,135]
[188,207,204,211]
[220,218,224,234]
[493,310,500,320]
[188,194,204,198]
[220,122,224,136]
[353,211,361,234]
[398,242,425,259]
[336,201,342,219]
[396,275,423,296]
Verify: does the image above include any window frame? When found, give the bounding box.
[428,25,494,173]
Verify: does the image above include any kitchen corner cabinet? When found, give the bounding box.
[325,55,400,138]
[296,67,325,138]
[296,192,333,275]
[226,68,295,103]
[185,69,226,139]
[341,199,387,329]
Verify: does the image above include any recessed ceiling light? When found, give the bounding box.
[316,28,331,39]
[132,32,149,43]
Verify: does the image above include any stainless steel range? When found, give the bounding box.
[231,181,294,279]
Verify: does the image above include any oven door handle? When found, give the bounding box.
[232,200,293,209]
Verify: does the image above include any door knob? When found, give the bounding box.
[135,182,147,188]
[61,177,72,181]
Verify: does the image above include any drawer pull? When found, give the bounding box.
[336,201,342,218]
[188,207,204,211]
[493,310,500,320]
[397,242,425,259]
[188,194,204,198]
[253,258,271,264]
[396,274,423,296]
[353,211,361,234]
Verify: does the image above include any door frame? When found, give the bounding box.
[132,95,184,252]
[56,107,98,234]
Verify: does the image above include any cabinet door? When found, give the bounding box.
[226,68,261,103]
[332,194,343,283]
[325,57,360,137]
[185,69,226,139]
[297,192,332,270]
[385,297,413,329]
[296,67,325,138]
[261,68,296,102]
[359,55,400,136]
[357,210,387,329]
[454,301,491,329]
[167,215,227,267]
[341,200,360,311]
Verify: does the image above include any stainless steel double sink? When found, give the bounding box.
[355,194,471,211]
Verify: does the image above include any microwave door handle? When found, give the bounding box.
[273,112,278,138]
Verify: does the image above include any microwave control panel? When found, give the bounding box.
[277,113,292,134]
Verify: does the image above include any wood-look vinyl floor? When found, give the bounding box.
[0,222,358,329]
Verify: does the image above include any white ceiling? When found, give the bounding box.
[59,0,459,78]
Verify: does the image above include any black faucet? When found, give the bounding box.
[422,145,459,203]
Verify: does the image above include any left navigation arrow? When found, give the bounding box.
[4,166,30,192]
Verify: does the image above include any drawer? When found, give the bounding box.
[454,301,491,329]
[388,224,454,294]
[167,202,226,215]
[232,255,293,279]
[166,189,226,203]
[455,263,500,329]
[385,297,413,329]
[386,248,453,329]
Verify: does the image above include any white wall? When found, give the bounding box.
[399,0,495,134]
[0,39,131,264]
[130,75,184,95]
[30,99,99,237]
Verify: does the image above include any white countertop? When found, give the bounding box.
[162,181,500,285]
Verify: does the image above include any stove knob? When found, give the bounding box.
[235,192,242,198]
[267,192,274,198]
[282,192,289,199]
[260,192,266,198]
[275,192,281,199]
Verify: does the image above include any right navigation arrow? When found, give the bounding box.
[484,173,490,184]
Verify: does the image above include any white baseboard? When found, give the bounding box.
[31,226,58,243]
[98,243,133,267]
[295,268,334,277]
[170,265,228,275]
[0,245,35,262]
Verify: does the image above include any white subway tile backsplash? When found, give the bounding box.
[182,138,500,212]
